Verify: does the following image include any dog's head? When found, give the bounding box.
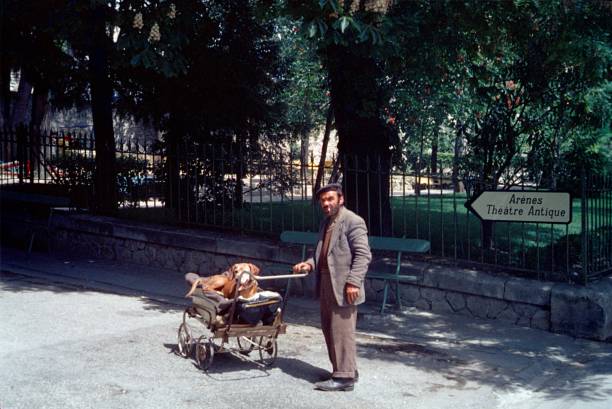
[230,262,260,279]
[236,271,258,297]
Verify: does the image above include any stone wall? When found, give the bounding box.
[47,211,612,342]
[49,212,317,297]
[364,266,552,331]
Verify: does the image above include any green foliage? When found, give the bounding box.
[385,0,612,194]
[115,0,282,149]
[276,18,329,143]
[47,153,150,206]
[47,154,96,189]
[557,130,612,197]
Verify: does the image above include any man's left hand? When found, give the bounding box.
[345,283,360,304]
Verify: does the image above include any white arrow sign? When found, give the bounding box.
[466,191,572,224]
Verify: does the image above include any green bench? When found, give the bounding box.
[279,230,430,313]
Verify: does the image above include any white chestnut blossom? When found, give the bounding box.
[148,22,161,42]
[133,12,144,30]
[168,4,177,19]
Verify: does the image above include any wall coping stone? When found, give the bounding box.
[50,212,299,264]
[403,260,552,307]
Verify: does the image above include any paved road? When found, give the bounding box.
[2,250,612,409]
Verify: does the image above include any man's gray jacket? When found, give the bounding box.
[305,206,372,306]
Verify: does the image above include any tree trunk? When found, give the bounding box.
[164,118,181,215]
[89,5,117,214]
[31,86,48,128]
[452,123,464,192]
[30,86,48,179]
[326,45,392,235]
[0,56,10,129]
[300,129,309,181]
[431,127,439,175]
[415,123,425,197]
[233,132,245,209]
[313,106,334,203]
[10,70,32,128]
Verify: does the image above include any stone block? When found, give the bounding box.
[113,225,148,242]
[431,295,457,315]
[485,298,509,319]
[399,284,421,304]
[197,256,213,274]
[465,296,509,320]
[530,310,550,331]
[368,278,387,293]
[414,298,432,311]
[98,244,115,260]
[144,246,157,262]
[551,281,612,341]
[364,281,379,302]
[180,251,201,273]
[504,278,552,306]
[213,255,230,270]
[423,267,505,299]
[132,249,148,265]
[421,287,447,306]
[497,307,519,324]
[445,292,466,312]
[114,245,132,262]
[511,303,539,320]
[465,295,488,319]
[216,239,278,261]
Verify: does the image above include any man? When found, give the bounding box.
[292,182,372,392]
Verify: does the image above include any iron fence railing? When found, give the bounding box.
[1,127,610,283]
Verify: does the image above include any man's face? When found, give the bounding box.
[319,191,344,217]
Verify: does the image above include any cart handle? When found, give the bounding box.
[257,273,308,281]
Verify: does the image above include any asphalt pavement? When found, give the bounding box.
[2,246,612,409]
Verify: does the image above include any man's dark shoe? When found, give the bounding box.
[314,377,355,391]
[318,370,358,382]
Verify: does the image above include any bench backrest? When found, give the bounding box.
[280,230,318,259]
[369,236,430,253]
[280,231,318,246]
[280,230,430,254]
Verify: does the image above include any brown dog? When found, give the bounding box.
[185,263,261,299]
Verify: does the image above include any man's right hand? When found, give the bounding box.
[292,262,312,274]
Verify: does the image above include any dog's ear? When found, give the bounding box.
[227,265,236,278]
[248,263,260,276]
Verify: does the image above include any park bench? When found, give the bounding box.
[279,230,430,313]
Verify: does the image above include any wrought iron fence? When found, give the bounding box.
[1,127,610,283]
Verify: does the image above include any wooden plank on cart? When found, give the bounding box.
[214,323,287,338]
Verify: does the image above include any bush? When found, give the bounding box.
[47,153,151,206]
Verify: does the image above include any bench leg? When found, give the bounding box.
[380,281,390,313]
[28,231,36,255]
[394,280,402,309]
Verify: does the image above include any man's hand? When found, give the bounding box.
[292,262,312,274]
[345,283,360,304]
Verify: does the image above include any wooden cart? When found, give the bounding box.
[177,272,307,370]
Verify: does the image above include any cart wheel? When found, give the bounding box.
[177,323,193,358]
[258,336,277,366]
[237,336,256,355]
[195,337,215,371]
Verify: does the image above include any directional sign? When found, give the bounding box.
[465,191,572,224]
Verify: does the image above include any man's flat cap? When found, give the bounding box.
[315,182,343,198]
